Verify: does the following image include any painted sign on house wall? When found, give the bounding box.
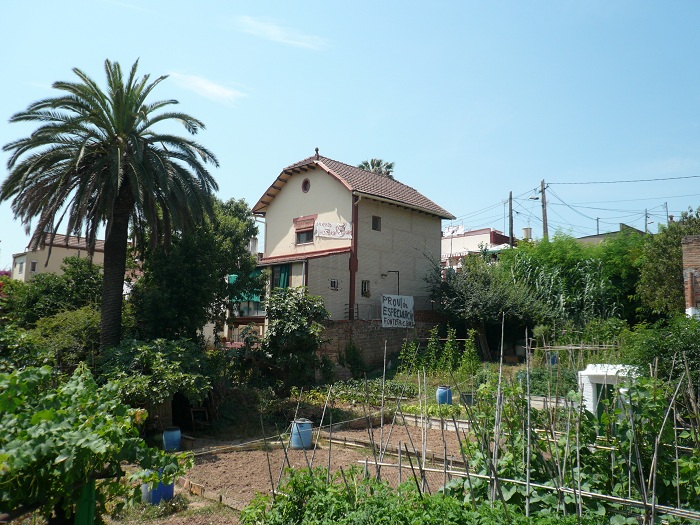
[315,221,352,239]
[381,294,415,328]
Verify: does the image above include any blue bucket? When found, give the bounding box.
[290,419,313,449]
[436,385,453,405]
[141,470,174,505]
[163,426,181,452]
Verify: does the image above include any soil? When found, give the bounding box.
[172,420,471,524]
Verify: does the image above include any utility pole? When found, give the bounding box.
[664,202,669,223]
[596,218,600,235]
[508,191,514,247]
[541,180,549,239]
[645,209,648,233]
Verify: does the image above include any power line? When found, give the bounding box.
[550,174,700,185]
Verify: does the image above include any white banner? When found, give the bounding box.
[381,294,415,328]
[315,221,352,239]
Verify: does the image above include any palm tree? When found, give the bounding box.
[1,59,219,349]
[358,158,395,179]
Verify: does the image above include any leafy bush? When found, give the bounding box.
[0,365,190,523]
[98,338,212,406]
[256,287,329,395]
[29,305,101,372]
[337,339,366,378]
[0,321,46,372]
[1,256,102,328]
[515,366,579,397]
[621,315,700,383]
[240,466,609,525]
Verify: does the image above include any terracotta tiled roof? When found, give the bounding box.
[253,155,455,220]
[36,233,105,252]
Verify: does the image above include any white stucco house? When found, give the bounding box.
[249,150,455,322]
[11,234,104,282]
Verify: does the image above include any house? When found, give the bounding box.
[577,223,644,245]
[441,226,510,271]
[11,234,104,282]
[250,150,455,322]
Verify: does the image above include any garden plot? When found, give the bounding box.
[182,423,470,510]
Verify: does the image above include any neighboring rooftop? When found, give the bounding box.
[577,223,645,245]
[253,153,455,220]
[16,233,105,255]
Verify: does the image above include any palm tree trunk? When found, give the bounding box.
[100,185,132,350]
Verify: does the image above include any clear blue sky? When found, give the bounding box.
[2,0,700,269]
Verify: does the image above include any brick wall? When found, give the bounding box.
[681,235,700,315]
[319,313,442,367]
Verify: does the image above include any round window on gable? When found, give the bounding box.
[302,178,311,193]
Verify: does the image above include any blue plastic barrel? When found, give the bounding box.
[163,426,181,452]
[436,385,453,405]
[290,419,313,449]
[141,470,174,505]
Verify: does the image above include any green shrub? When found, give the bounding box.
[0,365,190,523]
[29,306,100,372]
[621,315,700,383]
[98,338,211,406]
[338,339,366,378]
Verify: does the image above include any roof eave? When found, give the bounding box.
[353,191,456,220]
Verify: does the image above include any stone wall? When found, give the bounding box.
[320,311,442,368]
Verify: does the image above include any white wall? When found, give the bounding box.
[355,198,441,316]
[263,167,352,258]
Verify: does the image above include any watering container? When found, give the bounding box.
[290,418,313,449]
[436,385,453,405]
[163,426,181,452]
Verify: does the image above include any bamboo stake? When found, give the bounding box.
[310,384,333,468]
[260,412,276,501]
[362,374,381,480]
[361,461,700,521]
[398,440,402,485]
[452,415,477,511]
[380,343,422,463]
[491,312,505,505]
[649,371,686,523]
[327,411,332,485]
[404,443,423,500]
[525,328,532,518]
[379,340,387,462]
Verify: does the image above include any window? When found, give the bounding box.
[293,214,317,245]
[361,280,370,297]
[272,265,290,289]
[18,262,24,274]
[30,261,38,273]
[330,278,339,291]
[296,230,314,244]
[372,216,382,231]
[302,178,311,193]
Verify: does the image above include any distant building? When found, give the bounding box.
[441,226,510,271]
[11,234,104,282]
[682,235,700,318]
[577,223,644,245]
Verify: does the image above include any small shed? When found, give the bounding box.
[578,364,635,418]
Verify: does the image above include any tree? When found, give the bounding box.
[1,59,218,350]
[637,207,700,317]
[2,257,102,328]
[129,198,263,340]
[261,287,328,395]
[428,254,550,358]
[358,158,395,179]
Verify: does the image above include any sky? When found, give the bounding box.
[1,0,700,269]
